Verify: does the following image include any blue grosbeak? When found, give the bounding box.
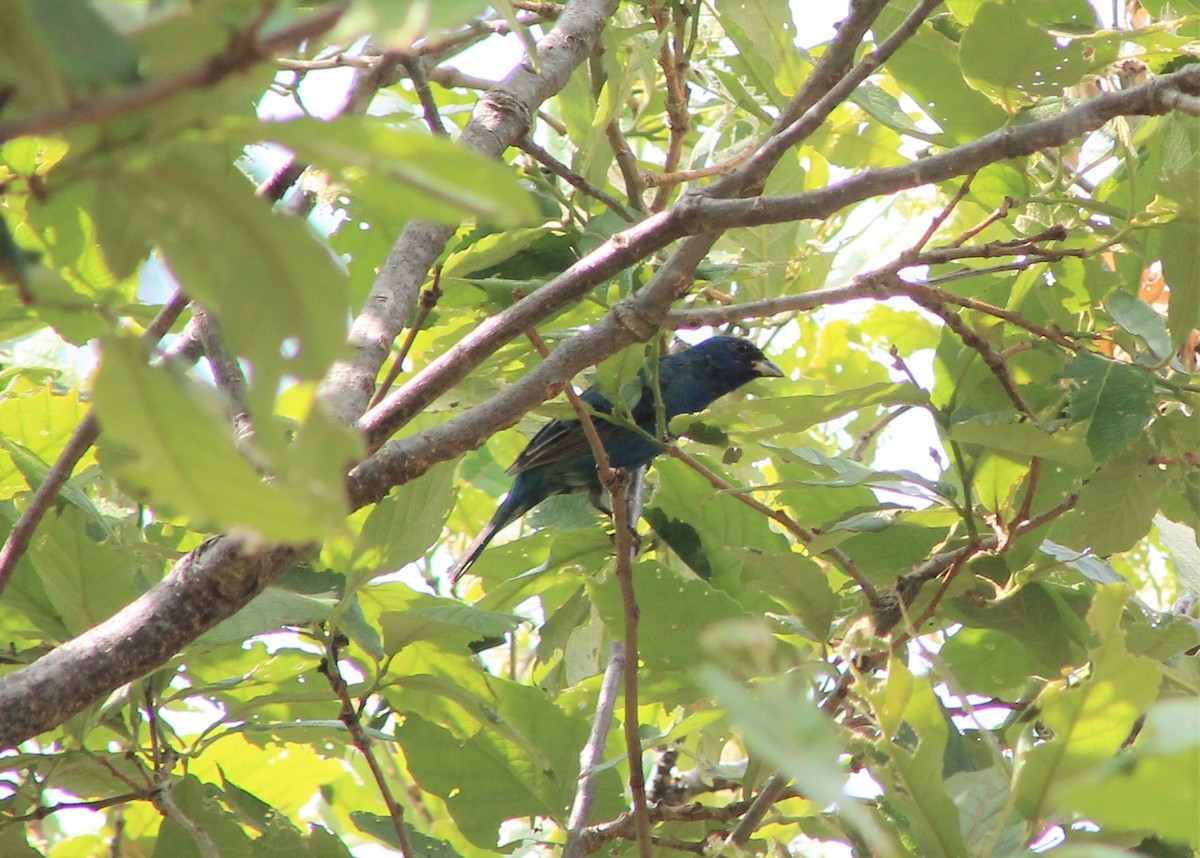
[450,336,783,583]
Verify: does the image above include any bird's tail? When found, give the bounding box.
[448,521,501,585]
[448,493,534,585]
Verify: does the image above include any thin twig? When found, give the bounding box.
[850,406,914,462]
[518,138,637,221]
[193,306,254,444]
[665,445,883,608]
[579,788,800,852]
[649,2,691,212]
[399,54,449,136]
[10,791,153,824]
[722,774,791,848]
[522,329,614,479]
[918,301,1039,420]
[0,5,348,144]
[606,471,652,858]
[523,329,650,854]
[640,147,754,189]
[1005,457,1042,545]
[950,196,1014,247]
[0,293,190,598]
[321,636,413,858]
[607,120,648,214]
[563,641,626,857]
[372,271,444,407]
[155,768,218,858]
[907,173,975,254]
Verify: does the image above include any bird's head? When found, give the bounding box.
[689,335,784,390]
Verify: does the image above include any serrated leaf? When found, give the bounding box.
[1058,438,1168,555]
[1060,351,1154,463]
[1013,585,1163,823]
[960,1,1091,100]
[864,657,967,858]
[740,383,929,438]
[351,813,460,857]
[949,415,1093,467]
[379,602,522,654]
[346,459,457,590]
[698,667,887,847]
[199,587,336,645]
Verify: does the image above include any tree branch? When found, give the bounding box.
[4,21,1197,753]
[318,0,621,424]
[0,293,190,598]
[0,5,348,144]
[563,641,625,858]
[321,636,413,858]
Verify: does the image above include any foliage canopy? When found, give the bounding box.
[0,0,1198,856]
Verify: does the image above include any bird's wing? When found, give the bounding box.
[505,412,631,476]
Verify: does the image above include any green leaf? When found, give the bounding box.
[1013,584,1163,823]
[1060,352,1154,464]
[698,667,890,849]
[873,5,1007,140]
[739,383,929,439]
[28,507,137,637]
[0,0,138,115]
[92,334,345,541]
[951,581,1090,674]
[865,657,967,858]
[0,384,93,500]
[1159,217,1200,351]
[589,561,749,674]
[960,1,1091,101]
[395,678,593,848]
[738,548,835,641]
[379,600,522,654]
[95,144,349,382]
[441,227,548,279]
[645,456,788,588]
[949,415,1093,467]
[199,587,336,645]
[351,813,460,857]
[945,768,1024,858]
[1105,289,1173,362]
[346,459,457,591]
[593,342,648,412]
[1057,438,1169,555]
[941,627,1052,697]
[24,0,139,92]
[248,118,538,226]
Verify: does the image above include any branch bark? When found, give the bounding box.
[318,0,621,424]
[3,26,1198,752]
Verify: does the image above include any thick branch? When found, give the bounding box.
[692,67,1200,233]
[318,0,621,424]
[4,39,1197,753]
[358,23,1200,464]
[0,538,301,749]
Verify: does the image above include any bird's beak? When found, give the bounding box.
[753,358,784,378]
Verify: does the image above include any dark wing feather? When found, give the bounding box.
[505,413,631,476]
[505,380,658,477]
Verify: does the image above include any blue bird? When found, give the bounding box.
[450,336,783,583]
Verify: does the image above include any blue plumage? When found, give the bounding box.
[450,336,783,583]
